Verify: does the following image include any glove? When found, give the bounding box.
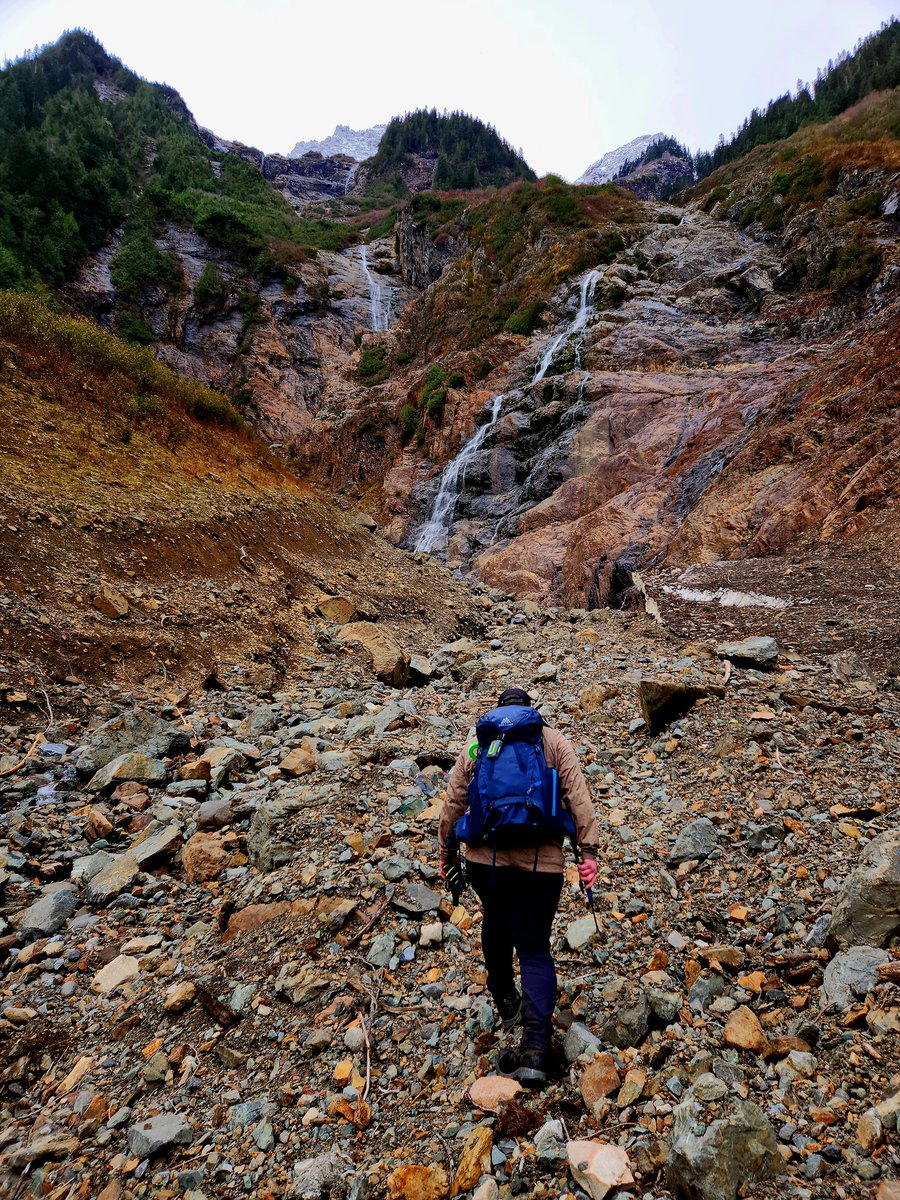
[578,857,597,888]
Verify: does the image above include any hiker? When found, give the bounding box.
[439,686,599,1087]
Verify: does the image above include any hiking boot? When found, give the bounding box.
[497,1046,520,1076]
[496,991,522,1033]
[511,1048,551,1089]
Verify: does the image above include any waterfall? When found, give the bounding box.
[413,267,603,556]
[343,163,359,195]
[359,244,390,332]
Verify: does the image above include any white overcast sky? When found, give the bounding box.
[1,0,896,178]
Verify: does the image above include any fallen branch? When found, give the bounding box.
[359,1014,372,1102]
[0,734,43,778]
[340,887,394,950]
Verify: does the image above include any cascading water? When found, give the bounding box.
[359,244,391,332]
[343,162,359,195]
[413,267,602,555]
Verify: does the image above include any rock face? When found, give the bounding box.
[666,1097,782,1200]
[290,123,387,162]
[828,829,900,949]
[576,133,666,185]
[397,206,465,289]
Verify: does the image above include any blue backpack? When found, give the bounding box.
[454,705,576,852]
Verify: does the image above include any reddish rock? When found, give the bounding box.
[182,833,229,883]
[579,1053,622,1107]
[724,1005,768,1054]
[222,901,290,943]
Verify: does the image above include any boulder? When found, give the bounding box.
[829,828,900,949]
[715,636,779,668]
[566,915,597,950]
[92,954,140,995]
[129,822,182,867]
[93,581,129,618]
[181,832,229,883]
[74,708,189,776]
[666,1097,782,1200]
[600,984,650,1048]
[821,945,890,1010]
[85,855,139,906]
[723,1005,767,1054]
[317,596,357,624]
[564,1022,602,1061]
[336,621,410,685]
[16,885,78,938]
[127,1113,194,1157]
[87,752,167,793]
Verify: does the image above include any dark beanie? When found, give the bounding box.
[498,686,532,707]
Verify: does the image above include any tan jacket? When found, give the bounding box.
[439,725,599,874]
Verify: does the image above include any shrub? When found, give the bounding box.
[473,357,493,379]
[504,301,544,335]
[817,241,882,292]
[421,364,448,419]
[194,262,228,311]
[358,344,387,380]
[844,192,883,219]
[448,370,465,387]
[395,347,413,365]
[399,402,418,442]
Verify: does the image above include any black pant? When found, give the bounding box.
[467,860,563,1052]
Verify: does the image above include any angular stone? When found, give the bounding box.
[567,1140,634,1200]
[75,708,189,776]
[222,901,290,943]
[715,637,779,668]
[181,832,229,883]
[163,981,197,1013]
[468,1074,522,1111]
[829,829,900,949]
[129,823,182,866]
[3,1133,81,1169]
[391,883,441,915]
[667,1097,782,1200]
[367,933,396,967]
[564,1022,601,1061]
[197,797,233,829]
[280,745,317,777]
[92,954,140,995]
[618,1066,647,1108]
[566,915,598,950]
[71,850,115,884]
[452,1127,492,1195]
[723,1005,767,1054]
[669,817,718,863]
[601,985,650,1049]
[85,855,139,906]
[580,1054,621,1106]
[195,743,241,789]
[821,945,890,1009]
[93,581,129,618]
[386,1163,450,1200]
[336,621,410,686]
[16,885,78,938]
[87,752,166,794]
[318,596,357,624]
[127,1112,194,1157]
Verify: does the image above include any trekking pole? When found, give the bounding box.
[444,832,465,907]
[573,842,601,935]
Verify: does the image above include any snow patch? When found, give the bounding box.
[661,586,792,610]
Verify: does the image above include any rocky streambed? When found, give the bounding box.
[1,577,899,1200]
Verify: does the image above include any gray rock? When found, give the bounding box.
[565,916,597,950]
[373,702,408,737]
[666,1097,783,1199]
[380,855,412,881]
[85,855,139,906]
[75,708,189,776]
[563,1022,601,1061]
[669,817,718,864]
[714,637,779,668]
[129,823,182,867]
[197,797,233,829]
[236,705,281,740]
[87,752,167,793]
[829,828,900,949]
[345,714,376,740]
[292,1149,354,1199]
[127,1112,194,1157]
[366,933,396,968]
[247,786,336,871]
[601,984,650,1048]
[229,1098,269,1129]
[821,945,890,1010]
[16,885,79,938]
[391,882,440,915]
[71,850,114,884]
